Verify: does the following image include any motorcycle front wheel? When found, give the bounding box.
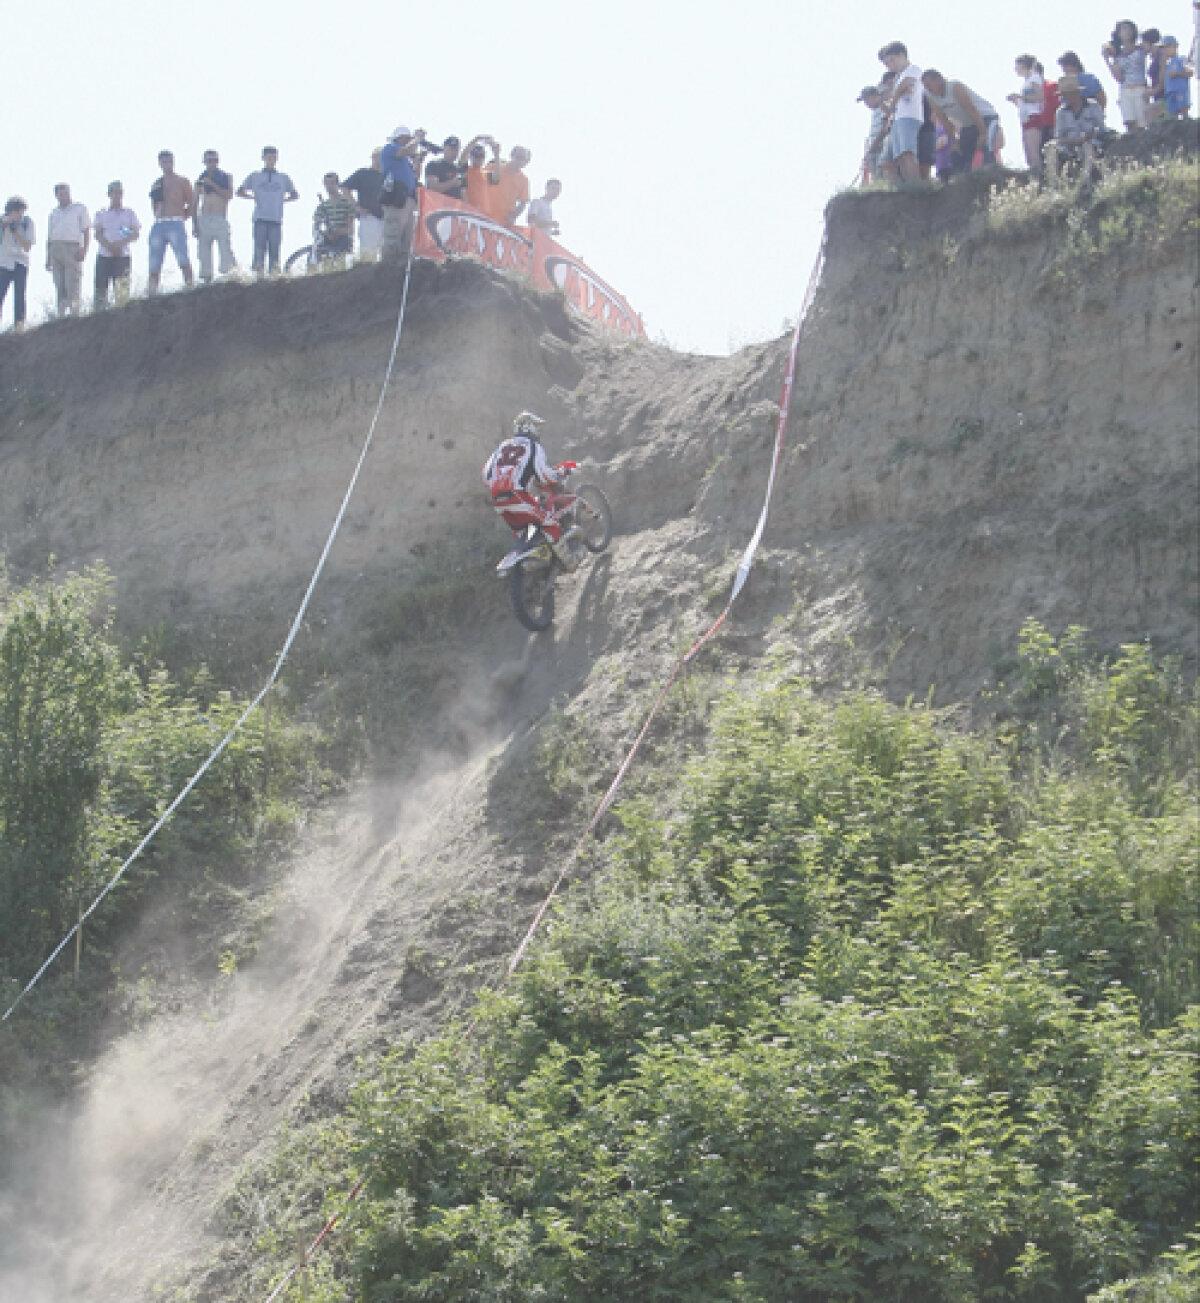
[509,557,556,631]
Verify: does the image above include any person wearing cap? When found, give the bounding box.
[342,149,386,260]
[1160,36,1193,118]
[424,137,467,201]
[379,125,424,262]
[923,71,1001,175]
[93,181,141,309]
[237,147,299,277]
[46,183,91,316]
[878,42,924,184]
[485,144,531,225]
[0,197,35,331]
[858,84,890,183]
[1049,75,1105,175]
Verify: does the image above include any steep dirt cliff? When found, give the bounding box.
[0,158,1196,1301]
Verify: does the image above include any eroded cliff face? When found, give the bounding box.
[0,167,1196,703]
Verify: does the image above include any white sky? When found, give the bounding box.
[6,0,1198,354]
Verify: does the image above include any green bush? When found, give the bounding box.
[323,654,1197,1303]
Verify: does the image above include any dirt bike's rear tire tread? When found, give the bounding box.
[509,559,556,632]
[572,483,613,554]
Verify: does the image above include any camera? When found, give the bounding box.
[419,141,444,155]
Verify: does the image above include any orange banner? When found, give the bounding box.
[415,191,645,338]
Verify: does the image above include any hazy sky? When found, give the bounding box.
[5,0,1198,354]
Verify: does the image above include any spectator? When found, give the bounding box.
[1142,28,1166,121]
[1102,20,1149,131]
[237,146,298,277]
[313,173,356,259]
[425,136,467,200]
[527,179,562,235]
[379,126,421,263]
[46,182,91,316]
[1050,74,1105,174]
[148,151,195,294]
[1007,55,1046,174]
[462,138,496,211]
[922,70,1002,175]
[857,84,889,183]
[1057,52,1108,111]
[92,181,140,309]
[0,197,35,332]
[194,149,237,282]
[486,144,532,225]
[342,149,385,261]
[878,41,924,184]
[1161,35,1193,118]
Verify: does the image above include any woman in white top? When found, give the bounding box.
[1102,20,1149,131]
[1007,55,1046,174]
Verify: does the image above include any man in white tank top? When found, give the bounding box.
[921,70,1001,175]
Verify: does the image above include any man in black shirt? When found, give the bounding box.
[423,136,467,201]
[341,149,385,260]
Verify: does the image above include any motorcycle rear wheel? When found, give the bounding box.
[572,483,613,554]
[509,557,556,631]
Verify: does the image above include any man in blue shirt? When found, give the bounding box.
[379,125,424,263]
[237,146,298,276]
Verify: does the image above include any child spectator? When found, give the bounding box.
[1160,36,1193,118]
[1102,20,1149,131]
[878,41,924,184]
[1008,55,1046,174]
[1141,28,1166,121]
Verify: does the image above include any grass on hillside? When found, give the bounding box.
[207,622,1197,1303]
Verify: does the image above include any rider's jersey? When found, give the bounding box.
[483,435,561,497]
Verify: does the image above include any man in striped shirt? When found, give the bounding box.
[313,173,357,260]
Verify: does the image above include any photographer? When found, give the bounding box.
[0,197,35,332]
[424,136,467,201]
[379,125,427,263]
[194,149,237,281]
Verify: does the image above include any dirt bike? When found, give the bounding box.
[495,467,613,632]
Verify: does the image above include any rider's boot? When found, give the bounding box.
[551,536,582,571]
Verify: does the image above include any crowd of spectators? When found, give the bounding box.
[859,18,1195,188]
[0,126,565,333]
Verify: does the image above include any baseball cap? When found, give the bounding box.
[443,135,460,148]
[5,196,26,212]
[388,125,412,141]
[1161,34,1178,45]
[857,85,882,101]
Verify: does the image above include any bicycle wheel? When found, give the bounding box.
[509,557,556,631]
[284,245,314,275]
[571,483,613,554]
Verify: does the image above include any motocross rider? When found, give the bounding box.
[483,412,581,567]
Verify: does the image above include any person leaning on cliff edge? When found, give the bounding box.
[0,197,35,332]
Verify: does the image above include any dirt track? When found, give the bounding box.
[0,165,1196,1298]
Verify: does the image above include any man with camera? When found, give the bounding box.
[379,125,426,263]
[0,197,35,331]
[194,150,237,282]
[424,136,468,201]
